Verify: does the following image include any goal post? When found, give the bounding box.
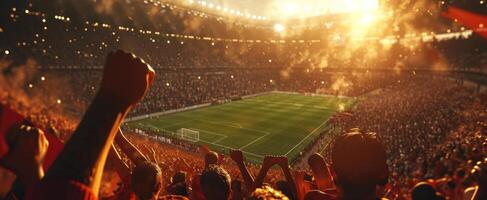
[178,128,200,142]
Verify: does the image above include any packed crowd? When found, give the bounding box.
[1,1,486,199]
[10,66,396,119]
[0,50,486,200]
[331,76,487,199]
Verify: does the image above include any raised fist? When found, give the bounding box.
[1,124,49,173]
[230,150,244,164]
[98,50,155,108]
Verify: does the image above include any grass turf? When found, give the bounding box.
[127,93,356,163]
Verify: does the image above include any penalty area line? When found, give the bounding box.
[198,138,264,159]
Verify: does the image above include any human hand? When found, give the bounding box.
[307,153,333,190]
[262,156,281,169]
[308,153,326,169]
[230,150,245,164]
[0,124,49,184]
[98,50,155,108]
[277,156,289,169]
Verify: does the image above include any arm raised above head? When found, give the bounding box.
[308,153,332,191]
[230,150,254,190]
[114,129,149,166]
[40,50,155,197]
[252,156,281,192]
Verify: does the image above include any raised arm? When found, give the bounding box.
[277,156,297,199]
[145,145,159,164]
[40,50,155,197]
[293,170,307,200]
[230,150,255,189]
[251,156,281,192]
[106,143,130,180]
[114,129,149,165]
[307,153,333,191]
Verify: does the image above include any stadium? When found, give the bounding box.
[0,0,486,200]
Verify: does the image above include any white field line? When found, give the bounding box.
[284,118,330,156]
[188,122,270,159]
[197,119,243,128]
[189,127,228,142]
[198,138,264,158]
[238,132,271,150]
[196,119,269,134]
[247,99,331,111]
[141,121,265,159]
[213,137,227,143]
[136,97,333,160]
[190,125,270,156]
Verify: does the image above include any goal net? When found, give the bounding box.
[177,128,200,142]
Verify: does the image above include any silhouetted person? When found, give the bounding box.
[26,50,155,199]
[411,182,441,200]
[330,131,389,200]
[131,161,163,200]
[200,165,231,200]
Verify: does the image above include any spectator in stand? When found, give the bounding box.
[25,50,155,200]
[200,165,231,200]
[322,131,389,200]
[411,182,443,200]
[0,124,49,199]
[166,171,190,197]
[131,161,163,200]
[108,129,164,200]
[249,185,289,200]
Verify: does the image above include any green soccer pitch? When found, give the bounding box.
[126,92,356,163]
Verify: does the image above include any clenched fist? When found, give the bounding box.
[0,124,49,184]
[98,50,155,108]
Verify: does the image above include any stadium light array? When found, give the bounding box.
[194,0,267,21]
